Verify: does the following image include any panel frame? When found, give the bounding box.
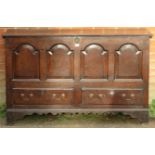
[12,43,40,79]
[46,43,74,79]
[114,43,143,80]
[79,37,110,81]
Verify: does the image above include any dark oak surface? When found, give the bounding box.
[3,28,151,123]
[3,27,152,37]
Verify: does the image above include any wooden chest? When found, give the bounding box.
[3,28,152,123]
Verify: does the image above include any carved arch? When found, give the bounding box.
[13,43,39,79]
[47,43,73,55]
[116,43,142,55]
[81,43,108,55]
[80,43,108,79]
[46,43,74,79]
[115,43,143,79]
[13,43,39,55]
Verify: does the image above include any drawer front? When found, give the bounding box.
[82,89,144,105]
[12,89,74,105]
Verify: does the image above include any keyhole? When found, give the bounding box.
[74,37,80,47]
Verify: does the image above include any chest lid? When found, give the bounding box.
[3,27,152,37]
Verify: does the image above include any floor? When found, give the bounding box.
[1,113,155,128]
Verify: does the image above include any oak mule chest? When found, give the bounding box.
[3,28,152,123]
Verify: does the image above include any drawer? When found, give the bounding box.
[82,89,144,105]
[12,89,74,105]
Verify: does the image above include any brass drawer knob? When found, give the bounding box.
[61,93,66,98]
[20,93,25,97]
[122,93,126,97]
[109,91,114,96]
[89,93,94,98]
[125,98,133,103]
[98,94,104,98]
[52,94,57,98]
[29,93,34,97]
[130,93,135,97]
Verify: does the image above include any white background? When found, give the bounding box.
[0,0,155,26]
[0,129,155,155]
[0,0,155,155]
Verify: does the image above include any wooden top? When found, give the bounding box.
[3,27,152,37]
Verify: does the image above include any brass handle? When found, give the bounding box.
[130,93,135,97]
[29,93,34,97]
[109,91,115,96]
[61,93,66,98]
[122,93,126,97]
[52,94,57,98]
[89,93,94,98]
[125,98,134,104]
[98,94,104,98]
[20,93,25,97]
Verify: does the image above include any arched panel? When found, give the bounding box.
[80,44,108,79]
[13,44,39,79]
[115,43,143,79]
[46,44,74,79]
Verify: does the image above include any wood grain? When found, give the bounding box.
[2,28,151,123]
